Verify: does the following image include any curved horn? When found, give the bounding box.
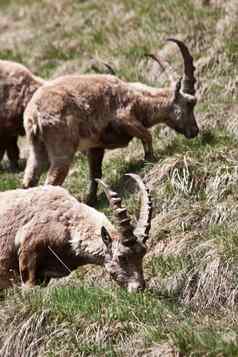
[145,53,176,85]
[102,62,116,75]
[167,38,196,95]
[126,174,152,243]
[91,61,116,75]
[96,179,136,244]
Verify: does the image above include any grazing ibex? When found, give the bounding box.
[0,60,45,170]
[0,174,152,292]
[23,39,199,205]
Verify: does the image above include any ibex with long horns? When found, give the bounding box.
[0,174,152,292]
[23,39,199,205]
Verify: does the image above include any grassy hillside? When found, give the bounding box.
[0,0,238,355]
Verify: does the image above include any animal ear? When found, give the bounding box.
[101,226,112,249]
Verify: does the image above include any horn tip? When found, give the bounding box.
[166,37,177,43]
[125,173,140,179]
[95,178,102,184]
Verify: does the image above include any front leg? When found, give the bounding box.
[87,148,105,206]
[142,138,156,161]
[118,120,156,161]
[19,249,38,288]
[0,144,5,168]
[5,135,20,172]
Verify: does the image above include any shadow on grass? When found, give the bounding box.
[96,158,155,211]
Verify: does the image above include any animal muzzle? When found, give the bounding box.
[185,126,199,139]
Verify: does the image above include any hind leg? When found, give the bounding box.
[23,139,48,188]
[0,135,6,168]
[87,148,105,206]
[0,272,13,289]
[143,140,156,161]
[45,144,74,186]
[45,160,71,186]
[0,145,5,168]
[5,136,20,171]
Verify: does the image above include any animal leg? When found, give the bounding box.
[0,145,5,166]
[45,160,71,186]
[87,148,105,206]
[5,136,20,171]
[0,271,13,288]
[23,139,48,188]
[19,250,38,288]
[118,120,155,161]
[43,133,75,186]
[142,140,156,161]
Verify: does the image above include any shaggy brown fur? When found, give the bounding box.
[23,39,199,205]
[0,175,152,291]
[0,60,44,170]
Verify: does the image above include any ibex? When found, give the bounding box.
[23,39,199,205]
[0,59,114,170]
[0,60,45,170]
[0,174,152,292]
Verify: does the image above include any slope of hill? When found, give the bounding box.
[0,0,237,355]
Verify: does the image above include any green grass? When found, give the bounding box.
[148,255,191,279]
[2,286,238,356]
[0,49,24,63]
[45,287,166,323]
[171,322,238,357]
[0,174,21,191]
[224,38,238,63]
[162,129,238,159]
[207,225,238,261]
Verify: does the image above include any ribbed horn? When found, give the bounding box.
[167,38,196,95]
[96,179,136,244]
[126,174,152,243]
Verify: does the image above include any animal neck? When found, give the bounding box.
[68,203,119,269]
[76,248,106,267]
[69,228,109,268]
[131,88,172,127]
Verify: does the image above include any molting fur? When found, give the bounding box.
[0,60,45,170]
[23,39,199,205]
[0,174,152,292]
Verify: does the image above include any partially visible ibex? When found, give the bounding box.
[0,60,45,170]
[0,60,112,171]
[0,174,152,292]
[23,39,199,205]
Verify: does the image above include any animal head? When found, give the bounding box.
[148,38,199,139]
[96,174,152,292]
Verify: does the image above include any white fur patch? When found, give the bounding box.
[69,230,82,255]
[15,226,27,250]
